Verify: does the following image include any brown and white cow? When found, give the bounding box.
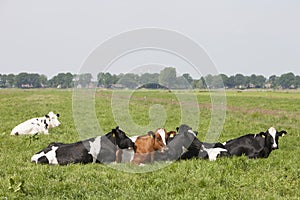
[132,130,167,165]
[117,129,176,164]
[129,128,169,145]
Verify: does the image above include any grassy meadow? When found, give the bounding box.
[0,89,299,199]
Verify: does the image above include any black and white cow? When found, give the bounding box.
[155,125,196,162]
[31,126,134,165]
[198,142,229,161]
[155,124,228,161]
[223,127,287,159]
[177,124,228,161]
[11,111,60,135]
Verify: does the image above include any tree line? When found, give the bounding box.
[1,67,300,89]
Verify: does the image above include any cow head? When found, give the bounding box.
[176,124,197,148]
[176,124,198,136]
[154,128,167,145]
[148,131,167,152]
[166,131,177,144]
[112,126,134,149]
[46,111,61,128]
[260,127,287,150]
[42,117,51,129]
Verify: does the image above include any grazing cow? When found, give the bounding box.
[31,126,134,165]
[177,124,228,161]
[132,130,167,165]
[11,111,61,135]
[223,127,287,159]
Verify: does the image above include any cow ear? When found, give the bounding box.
[148,131,155,138]
[259,132,267,138]
[176,127,179,132]
[56,113,60,117]
[111,129,116,137]
[116,126,119,130]
[169,132,175,138]
[278,130,287,137]
[45,115,50,118]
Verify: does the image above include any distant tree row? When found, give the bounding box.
[1,68,300,89]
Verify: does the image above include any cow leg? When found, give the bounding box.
[132,153,142,165]
[150,152,154,163]
[116,149,122,163]
[247,152,259,159]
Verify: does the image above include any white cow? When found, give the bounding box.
[11,111,61,135]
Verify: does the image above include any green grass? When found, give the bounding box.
[0,89,299,199]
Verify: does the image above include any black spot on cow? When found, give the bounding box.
[38,156,49,164]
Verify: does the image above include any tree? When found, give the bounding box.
[0,74,14,88]
[249,74,266,88]
[204,74,214,89]
[139,73,159,85]
[249,74,257,88]
[225,76,235,88]
[220,74,228,88]
[182,73,193,84]
[15,72,30,88]
[6,74,15,88]
[295,75,300,88]
[234,74,246,88]
[29,73,42,88]
[212,74,226,88]
[77,73,93,88]
[255,75,266,88]
[267,75,278,88]
[14,73,43,88]
[0,74,6,88]
[117,73,139,89]
[159,67,177,89]
[97,72,118,87]
[191,79,197,89]
[278,72,295,89]
[203,74,225,89]
[176,76,191,89]
[63,73,74,88]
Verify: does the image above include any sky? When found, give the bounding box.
[0,1,300,79]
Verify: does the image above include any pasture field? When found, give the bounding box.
[0,89,299,200]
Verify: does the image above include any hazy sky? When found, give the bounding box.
[0,1,299,78]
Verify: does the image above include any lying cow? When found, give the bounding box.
[129,128,169,145]
[166,130,177,144]
[177,124,228,161]
[155,126,196,162]
[31,126,134,165]
[197,142,229,161]
[223,127,287,159]
[132,130,167,165]
[11,111,60,135]
[117,129,176,163]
